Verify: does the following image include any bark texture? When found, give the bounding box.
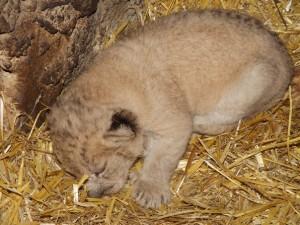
[0,0,143,117]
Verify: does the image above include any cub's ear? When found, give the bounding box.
[103,109,138,143]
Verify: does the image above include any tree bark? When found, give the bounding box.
[0,0,143,118]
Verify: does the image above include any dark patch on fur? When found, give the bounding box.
[66,118,73,127]
[235,14,241,19]
[110,109,138,133]
[243,17,252,23]
[254,19,262,27]
[80,146,91,165]
[59,128,76,139]
[68,143,76,148]
[116,150,139,161]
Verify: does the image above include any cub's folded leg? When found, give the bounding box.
[132,116,192,208]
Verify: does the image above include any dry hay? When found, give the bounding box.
[1,0,300,224]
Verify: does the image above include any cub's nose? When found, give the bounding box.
[87,182,114,197]
[86,173,114,197]
[87,187,103,197]
[86,177,115,197]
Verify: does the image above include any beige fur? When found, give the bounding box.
[48,9,293,208]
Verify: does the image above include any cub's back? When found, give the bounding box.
[117,9,293,113]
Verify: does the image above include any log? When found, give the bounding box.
[0,0,143,119]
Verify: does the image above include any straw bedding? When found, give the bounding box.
[1,0,300,224]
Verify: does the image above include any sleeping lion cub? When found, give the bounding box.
[48,9,293,208]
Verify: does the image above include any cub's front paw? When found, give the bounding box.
[132,175,171,208]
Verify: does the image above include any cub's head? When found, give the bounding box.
[48,97,143,197]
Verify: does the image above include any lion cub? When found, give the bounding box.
[48,9,293,208]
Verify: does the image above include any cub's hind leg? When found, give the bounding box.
[193,62,287,135]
